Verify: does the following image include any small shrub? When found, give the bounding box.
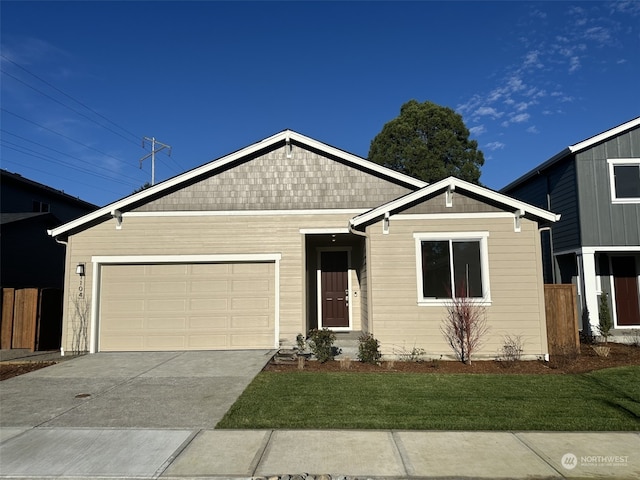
[307,328,337,363]
[592,345,611,358]
[392,344,426,362]
[597,293,613,343]
[441,295,489,364]
[357,333,382,364]
[497,335,525,363]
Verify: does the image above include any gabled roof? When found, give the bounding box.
[501,116,640,192]
[49,130,427,239]
[350,176,560,230]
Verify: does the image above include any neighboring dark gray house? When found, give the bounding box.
[1,169,98,289]
[502,117,640,339]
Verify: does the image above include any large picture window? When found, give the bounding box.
[608,159,640,203]
[414,232,490,305]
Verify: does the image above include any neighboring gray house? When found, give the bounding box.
[502,117,640,338]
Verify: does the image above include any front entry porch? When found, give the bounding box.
[304,232,367,334]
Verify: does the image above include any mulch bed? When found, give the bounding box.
[0,361,58,381]
[265,342,640,374]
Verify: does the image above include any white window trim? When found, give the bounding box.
[607,158,640,204]
[413,232,491,306]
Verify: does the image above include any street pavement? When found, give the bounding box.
[1,351,639,479]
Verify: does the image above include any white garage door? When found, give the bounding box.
[99,262,276,351]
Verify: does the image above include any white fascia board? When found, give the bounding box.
[49,129,426,238]
[569,117,640,153]
[350,176,560,228]
[502,117,640,193]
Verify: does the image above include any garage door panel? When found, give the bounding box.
[231,315,270,328]
[189,316,229,329]
[146,317,186,329]
[189,298,228,311]
[147,299,186,312]
[230,333,273,347]
[99,262,275,351]
[147,281,187,294]
[190,280,228,293]
[146,335,186,349]
[188,335,228,348]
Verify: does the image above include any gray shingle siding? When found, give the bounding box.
[134,144,414,212]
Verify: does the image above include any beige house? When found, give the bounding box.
[49,130,559,359]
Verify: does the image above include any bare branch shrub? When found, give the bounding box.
[71,293,90,355]
[441,296,489,364]
[497,335,525,363]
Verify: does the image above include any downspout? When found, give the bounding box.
[51,234,68,356]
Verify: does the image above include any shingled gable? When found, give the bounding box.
[49,129,427,239]
[349,176,560,231]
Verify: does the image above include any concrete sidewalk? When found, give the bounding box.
[1,428,638,479]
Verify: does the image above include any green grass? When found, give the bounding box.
[216,366,640,431]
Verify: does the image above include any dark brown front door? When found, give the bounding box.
[320,251,349,328]
[611,256,640,326]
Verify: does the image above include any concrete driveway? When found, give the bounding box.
[0,350,274,429]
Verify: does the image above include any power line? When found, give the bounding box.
[1,129,146,185]
[1,69,141,147]
[1,53,141,144]
[1,141,140,188]
[1,108,137,170]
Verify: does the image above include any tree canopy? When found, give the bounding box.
[368,100,484,184]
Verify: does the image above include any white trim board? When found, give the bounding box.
[125,209,368,218]
[89,253,281,353]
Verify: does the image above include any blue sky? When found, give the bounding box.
[1,1,639,207]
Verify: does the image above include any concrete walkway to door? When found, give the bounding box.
[0,350,274,429]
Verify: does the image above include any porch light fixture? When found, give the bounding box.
[76,263,85,276]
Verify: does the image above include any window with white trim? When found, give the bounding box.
[608,159,640,203]
[414,232,491,305]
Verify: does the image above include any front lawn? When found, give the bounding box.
[216,366,640,431]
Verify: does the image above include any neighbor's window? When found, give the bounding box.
[608,159,640,203]
[414,232,490,305]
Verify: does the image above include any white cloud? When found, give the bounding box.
[469,125,486,136]
[474,107,503,119]
[526,125,540,134]
[485,141,505,151]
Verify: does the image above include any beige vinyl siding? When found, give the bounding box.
[367,215,548,359]
[60,212,361,353]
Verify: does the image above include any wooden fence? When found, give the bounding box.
[544,284,580,356]
[0,288,62,351]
